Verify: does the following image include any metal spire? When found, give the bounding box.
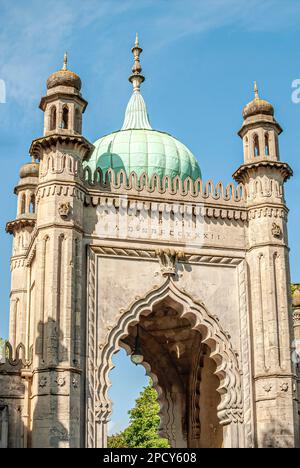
[62,51,68,71]
[122,34,152,130]
[254,81,259,99]
[129,33,145,92]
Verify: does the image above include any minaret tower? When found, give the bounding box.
[26,54,93,448]
[234,84,299,447]
[6,157,39,351]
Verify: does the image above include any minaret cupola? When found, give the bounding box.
[6,156,39,256]
[238,82,282,164]
[39,53,87,136]
[15,156,39,219]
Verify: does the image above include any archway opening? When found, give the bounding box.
[253,134,260,157]
[108,349,169,448]
[108,348,148,438]
[62,106,69,129]
[108,297,223,448]
[50,106,56,131]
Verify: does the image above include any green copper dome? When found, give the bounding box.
[87,127,201,181]
[84,36,201,182]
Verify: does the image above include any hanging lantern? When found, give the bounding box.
[131,326,144,365]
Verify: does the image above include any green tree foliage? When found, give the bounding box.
[108,382,170,449]
[107,432,128,448]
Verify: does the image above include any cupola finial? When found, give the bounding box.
[254,81,259,99]
[62,51,68,71]
[129,33,145,92]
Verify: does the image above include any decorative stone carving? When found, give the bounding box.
[6,218,36,234]
[55,376,66,387]
[58,202,71,219]
[280,382,289,392]
[83,167,246,203]
[39,376,47,388]
[293,312,300,324]
[49,425,69,442]
[72,377,79,389]
[272,222,282,239]
[155,249,185,276]
[263,383,272,393]
[91,246,244,267]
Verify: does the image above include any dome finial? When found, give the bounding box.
[129,33,145,93]
[62,51,68,71]
[254,81,259,99]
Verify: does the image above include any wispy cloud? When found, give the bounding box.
[0,0,146,106]
[150,0,300,49]
[0,0,300,117]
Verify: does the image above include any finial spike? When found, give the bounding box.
[63,51,68,71]
[254,81,259,99]
[129,33,145,93]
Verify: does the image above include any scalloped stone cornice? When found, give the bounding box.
[6,218,36,234]
[232,160,293,184]
[29,133,94,160]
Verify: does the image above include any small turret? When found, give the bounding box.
[238,82,283,164]
[39,52,87,136]
[6,156,39,249]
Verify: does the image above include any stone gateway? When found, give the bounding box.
[0,37,299,448]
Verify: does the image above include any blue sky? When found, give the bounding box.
[0,0,300,433]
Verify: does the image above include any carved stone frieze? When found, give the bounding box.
[90,245,244,267]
